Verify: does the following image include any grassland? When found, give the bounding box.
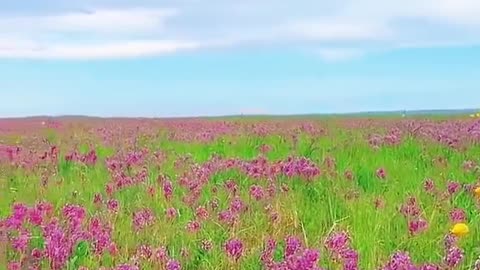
[1,117,480,269]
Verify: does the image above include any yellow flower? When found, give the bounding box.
[471,114,476,118]
[474,187,480,198]
[450,223,469,237]
[477,113,480,118]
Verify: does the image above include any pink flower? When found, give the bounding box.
[11,230,30,252]
[195,206,209,220]
[166,207,177,220]
[107,199,119,213]
[325,231,349,253]
[423,179,435,194]
[408,218,428,235]
[132,208,155,231]
[229,197,246,214]
[218,210,236,226]
[186,220,201,233]
[382,251,415,270]
[28,207,43,226]
[249,185,265,201]
[163,180,173,201]
[224,180,238,195]
[400,197,421,218]
[8,262,21,270]
[376,168,386,179]
[108,242,119,257]
[31,248,43,260]
[137,244,153,260]
[154,246,168,263]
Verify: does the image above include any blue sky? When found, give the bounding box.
[0,0,479,117]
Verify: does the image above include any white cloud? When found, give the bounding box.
[0,8,177,35]
[0,7,198,59]
[1,1,480,60]
[0,39,200,60]
[42,8,177,33]
[285,20,391,41]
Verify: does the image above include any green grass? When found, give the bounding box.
[1,119,480,269]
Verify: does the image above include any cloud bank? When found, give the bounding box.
[1,0,480,60]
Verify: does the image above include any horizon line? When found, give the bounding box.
[0,107,477,120]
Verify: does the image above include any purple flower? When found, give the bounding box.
[62,204,86,231]
[132,208,155,231]
[249,185,265,201]
[195,206,209,220]
[444,234,457,251]
[137,244,153,260]
[449,208,466,223]
[229,197,246,214]
[447,181,461,195]
[408,218,428,235]
[166,259,181,270]
[31,248,43,260]
[419,263,440,270]
[285,236,302,257]
[218,210,236,226]
[186,220,201,233]
[423,179,435,194]
[154,246,168,263]
[6,203,28,230]
[400,197,421,218]
[299,249,320,269]
[28,207,43,226]
[116,264,139,270]
[224,238,244,262]
[444,246,464,268]
[107,199,119,213]
[325,231,350,253]
[93,193,103,205]
[224,180,238,195]
[382,251,416,270]
[89,218,113,255]
[163,180,173,201]
[340,248,359,269]
[11,230,30,252]
[43,220,74,270]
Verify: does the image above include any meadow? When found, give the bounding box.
[1,116,480,270]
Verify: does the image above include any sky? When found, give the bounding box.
[0,0,480,117]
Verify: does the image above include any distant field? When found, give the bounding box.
[1,116,480,269]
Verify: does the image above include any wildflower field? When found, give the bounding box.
[1,116,480,270]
